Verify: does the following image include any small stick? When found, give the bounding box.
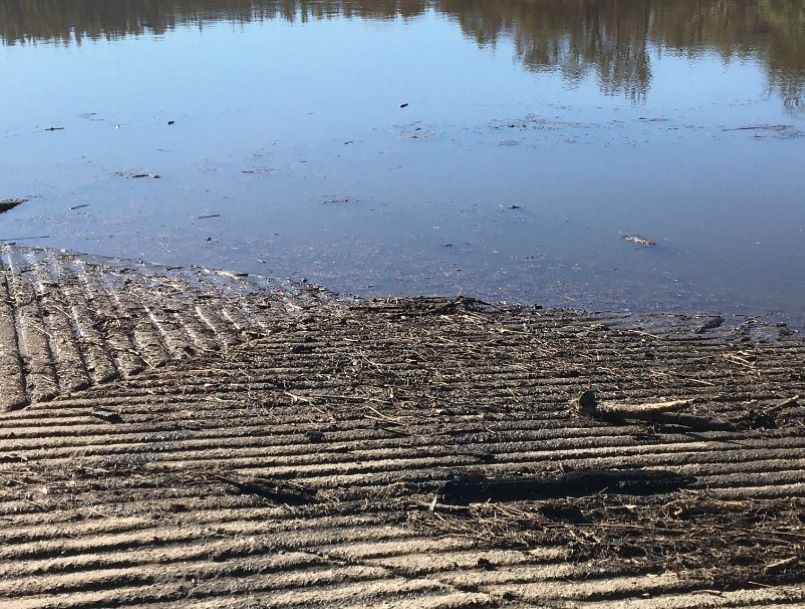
[575,391,691,418]
[597,399,693,417]
[768,395,800,414]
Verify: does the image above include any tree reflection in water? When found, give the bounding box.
[1,0,802,111]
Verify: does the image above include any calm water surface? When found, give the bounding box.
[1,1,804,324]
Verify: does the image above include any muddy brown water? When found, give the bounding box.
[1,0,804,326]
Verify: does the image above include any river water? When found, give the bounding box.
[1,1,804,324]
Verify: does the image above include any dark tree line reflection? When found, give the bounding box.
[1,0,802,110]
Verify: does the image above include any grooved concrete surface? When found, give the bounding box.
[0,245,325,410]
[0,246,803,608]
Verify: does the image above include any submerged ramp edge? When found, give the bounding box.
[0,245,803,608]
[0,245,332,411]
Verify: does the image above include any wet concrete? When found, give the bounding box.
[0,245,803,607]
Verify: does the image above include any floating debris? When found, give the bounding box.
[241,165,273,175]
[322,196,358,205]
[723,124,793,132]
[622,233,656,247]
[0,198,27,214]
[490,114,585,132]
[116,171,161,179]
[0,235,50,243]
[695,316,724,333]
[721,124,803,139]
[397,121,438,139]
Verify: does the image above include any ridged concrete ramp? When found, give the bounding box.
[0,246,803,608]
[0,245,327,410]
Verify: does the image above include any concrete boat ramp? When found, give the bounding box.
[0,246,802,608]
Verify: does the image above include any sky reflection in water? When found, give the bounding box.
[1,0,804,324]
